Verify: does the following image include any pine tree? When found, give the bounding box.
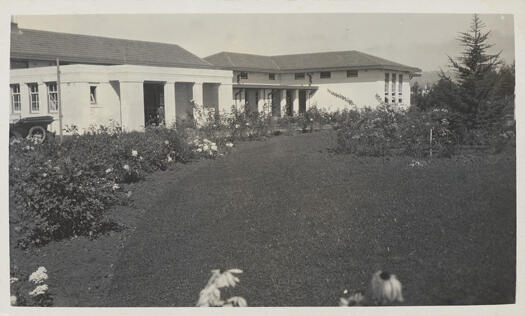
[444,14,501,117]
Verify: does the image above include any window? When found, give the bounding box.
[28,83,39,112]
[398,98,403,104]
[47,82,59,112]
[391,73,396,96]
[384,73,389,103]
[10,84,21,113]
[295,73,305,80]
[239,72,248,79]
[269,73,275,80]
[320,71,331,79]
[347,70,358,78]
[90,86,97,104]
[398,74,403,96]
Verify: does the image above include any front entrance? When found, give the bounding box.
[271,89,281,117]
[299,90,307,114]
[143,82,165,126]
[285,90,293,116]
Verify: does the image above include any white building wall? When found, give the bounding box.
[231,69,413,112]
[10,64,234,132]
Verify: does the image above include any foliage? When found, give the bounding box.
[9,125,193,248]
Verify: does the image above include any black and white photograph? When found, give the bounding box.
[2,0,523,314]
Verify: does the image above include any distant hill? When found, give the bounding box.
[410,70,454,88]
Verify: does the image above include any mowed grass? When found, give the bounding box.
[11,131,515,306]
[105,131,516,306]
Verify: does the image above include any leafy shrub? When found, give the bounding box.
[9,126,193,248]
[10,266,53,306]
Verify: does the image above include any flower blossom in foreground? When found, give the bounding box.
[131,150,138,157]
[226,142,234,148]
[105,168,113,174]
[370,270,404,305]
[28,284,48,297]
[28,267,48,284]
[123,164,130,171]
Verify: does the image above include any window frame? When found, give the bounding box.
[347,70,359,78]
[294,73,305,80]
[28,83,40,113]
[239,72,248,80]
[268,73,276,80]
[10,84,21,114]
[47,82,59,113]
[320,71,331,79]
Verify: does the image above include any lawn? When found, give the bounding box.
[10,130,515,306]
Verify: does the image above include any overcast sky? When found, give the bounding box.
[14,13,515,71]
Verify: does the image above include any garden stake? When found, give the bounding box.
[429,128,433,158]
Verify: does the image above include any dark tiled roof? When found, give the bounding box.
[205,50,421,73]
[11,28,214,69]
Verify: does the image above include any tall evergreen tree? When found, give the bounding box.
[443,14,502,117]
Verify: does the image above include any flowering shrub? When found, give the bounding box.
[11,266,53,306]
[196,269,247,307]
[336,101,456,157]
[10,125,193,248]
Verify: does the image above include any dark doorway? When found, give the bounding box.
[271,89,281,117]
[143,82,165,126]
[286,90,293,116]
[299,90,307,114]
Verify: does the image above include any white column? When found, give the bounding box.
[119,81,144,131]
[292,89,299,116]
[38,82,49,115]
[192,83,203,106]
[218,83,233,115]
[164,82,176,128]
[257,88,265,113]
[280,89,287,116]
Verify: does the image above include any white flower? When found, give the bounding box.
[245,122,251,126]
[343,289,348,294]
[139,156,144,161]
[10,295,17,305]
[224,296,248,307]
[196,148,203,153]
[164,140,169,145]
[211,145,218,151]
[112,184,120,190]
[235,124,241,129]
[131,150,138,157]
[203,145,210,151]
[167,155,173,162]
[105,168,113,174]
[28,284,48,297]
[123,164,130,171]
[42,173,47,177]
[370,271,404,305]
[28,267,48,284]
[10,277,19,284]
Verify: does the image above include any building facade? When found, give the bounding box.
[204,51,420,116]
[9,24,421,133]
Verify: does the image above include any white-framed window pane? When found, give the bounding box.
[10,84,21,113]
[28,83,39,112]
[47,82,59,112]
[391,74,396,94]
[320,71,331,79]
[398,74,403,95]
